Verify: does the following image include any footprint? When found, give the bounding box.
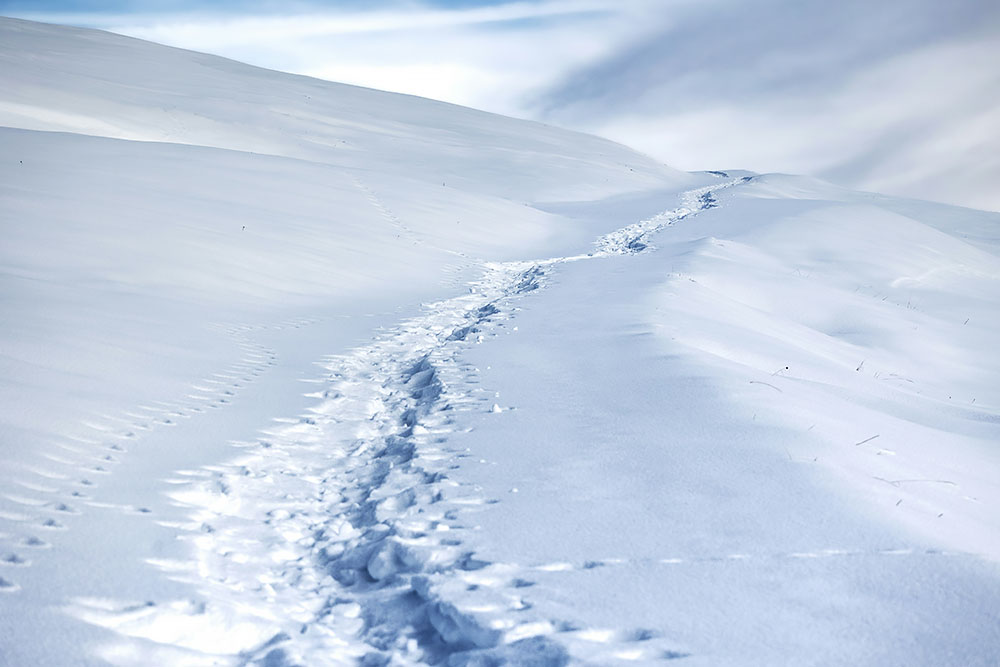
[663,650,692,660]
[48,502,79,515]
[21,536,49,548]
[1,553,30,566]
[0,576,19,592]
[628,628,658,642]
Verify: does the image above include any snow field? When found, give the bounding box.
[2,15,999,667]
[647,175,1000,558]
[439,178,1000,665]
[56,179,744,664]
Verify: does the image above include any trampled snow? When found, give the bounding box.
[1,16,999,667]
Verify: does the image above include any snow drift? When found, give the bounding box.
[1,16,999,667]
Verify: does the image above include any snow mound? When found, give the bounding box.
[2,16,1000,667]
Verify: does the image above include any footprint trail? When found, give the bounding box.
[66,179,800,664]
[0,317,321,597]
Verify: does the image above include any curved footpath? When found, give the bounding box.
[23,176,998,666]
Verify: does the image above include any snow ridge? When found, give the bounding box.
[67,181,746,665]
[595,177,751,255]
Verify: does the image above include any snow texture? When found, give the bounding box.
[1,16,999,667]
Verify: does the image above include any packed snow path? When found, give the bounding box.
[5,18,998,666]
[44,177,1000,665]
[46,179,746,664]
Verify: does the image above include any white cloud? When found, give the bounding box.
[54,0,664,118]
[108,1,610,46]
[532,0,1000,211]
[14,0,1000,210]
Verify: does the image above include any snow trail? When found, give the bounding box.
[62,176,1000,664]
[594,177,750,255]
[68,178,763,664]
[0,318,325,597]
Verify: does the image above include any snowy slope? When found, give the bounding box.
[2,16,1000,667]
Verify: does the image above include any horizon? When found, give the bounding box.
[2,9,1000,665]
[3,0,999,211]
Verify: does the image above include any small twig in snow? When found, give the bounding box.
[874,476,956,488]
[854,434,880,447]
[749,380,782,392]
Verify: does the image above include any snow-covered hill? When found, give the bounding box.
[1,16,999,667]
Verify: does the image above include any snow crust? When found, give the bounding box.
[1,16,999,667]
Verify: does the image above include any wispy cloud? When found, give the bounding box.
[15,1,660,116]
[8,0,1000,210]
[531,0,1000,210]
[98,1,616,45]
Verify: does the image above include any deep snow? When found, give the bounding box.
[1,16,999,667]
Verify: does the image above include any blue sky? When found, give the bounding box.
[5,0,999,210]
[0,1,507,12]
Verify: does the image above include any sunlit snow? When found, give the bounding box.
[1,16,999,667]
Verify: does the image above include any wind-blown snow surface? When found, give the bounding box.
[2,16,1000,667]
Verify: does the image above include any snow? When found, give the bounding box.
[441,176,1000,664]
[2,15,1000,667]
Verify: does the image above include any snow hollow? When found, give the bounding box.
[1,16,999,667]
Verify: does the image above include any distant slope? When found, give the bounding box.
[0,20,696,664]
[0,15,693,498]
[2,16,1000,667]
[0,17,688,203]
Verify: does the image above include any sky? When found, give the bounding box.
[4,0,999,211]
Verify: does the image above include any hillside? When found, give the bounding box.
[1,17,999,667]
